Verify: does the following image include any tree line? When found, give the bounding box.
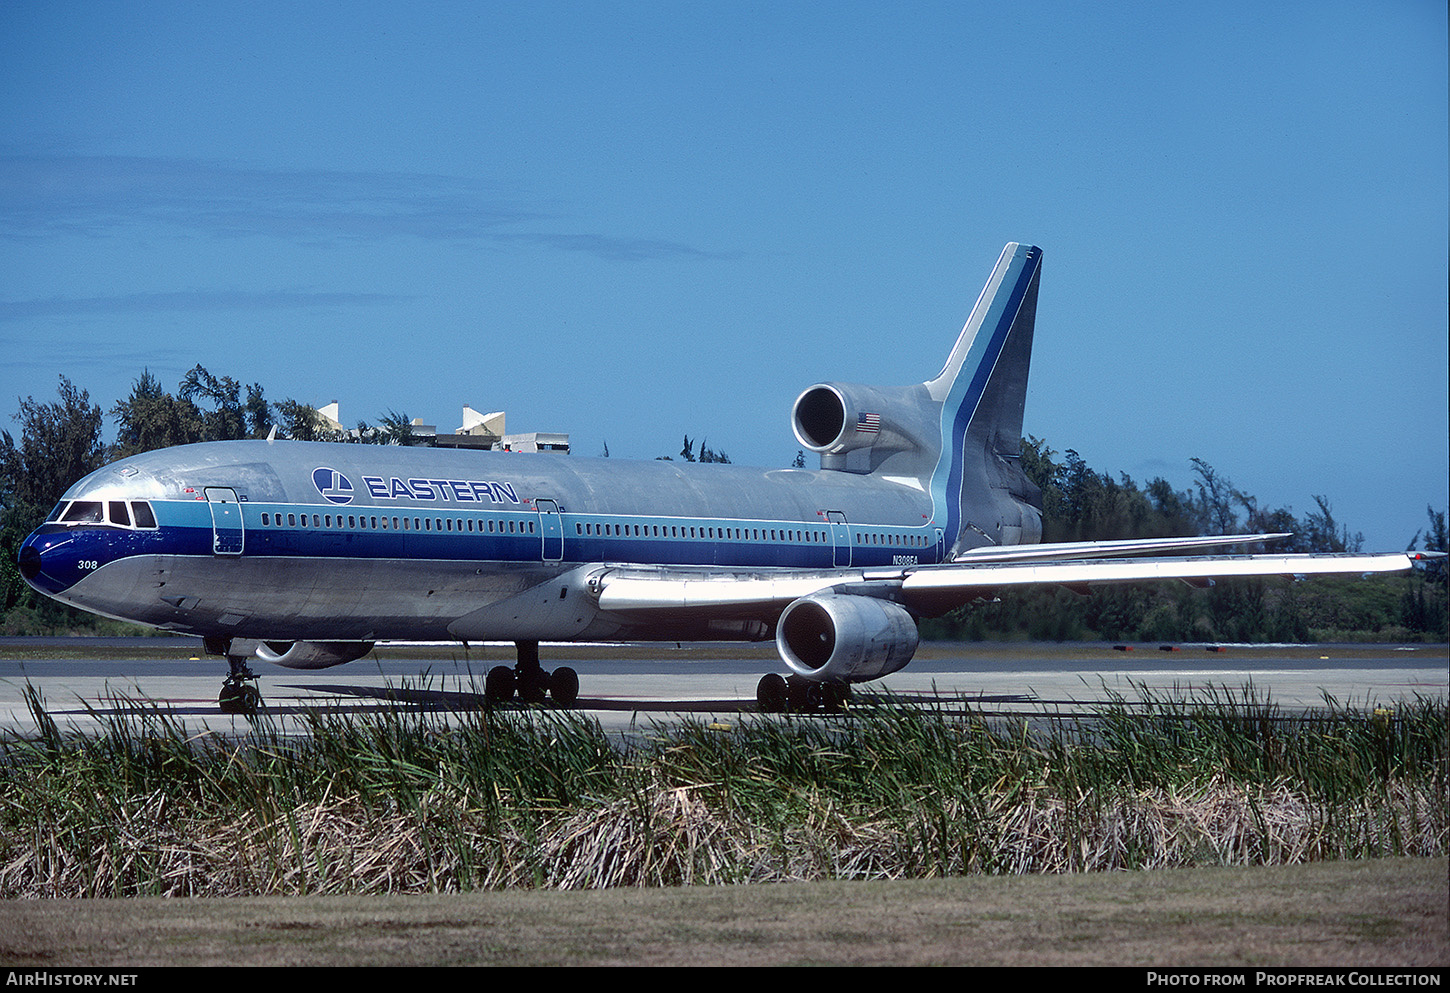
[1,370,1445,639]
[924,437,1447,643]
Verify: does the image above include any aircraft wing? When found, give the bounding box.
[593,541,1441,614]
[590,543,1442,695]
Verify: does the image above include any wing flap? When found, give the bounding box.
[596,568,906,612]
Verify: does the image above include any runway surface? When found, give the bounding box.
[1,637,1444,738]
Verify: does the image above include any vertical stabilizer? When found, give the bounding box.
[926,243,1043,554]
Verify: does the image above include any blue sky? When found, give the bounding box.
[2,1,1445,551]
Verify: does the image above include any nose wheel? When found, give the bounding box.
[218,654,263,714]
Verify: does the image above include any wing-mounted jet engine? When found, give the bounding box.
[758,591,920,711]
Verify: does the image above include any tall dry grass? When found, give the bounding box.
[1,682,1444,896]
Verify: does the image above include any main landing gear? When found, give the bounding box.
[484,640,579,707]
[755,673,850,714]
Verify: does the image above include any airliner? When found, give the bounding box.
[17,244,1437,713]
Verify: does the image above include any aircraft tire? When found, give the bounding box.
[218,683,260,715]
[518,669,549,705]
[787,675,822,712]
[756,673,788,713]
[550,666,579,708]
[485,665,516,704]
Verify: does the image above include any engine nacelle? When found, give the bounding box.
[792,381,929,472]
[775,593,920,683]
[253,640,375,670]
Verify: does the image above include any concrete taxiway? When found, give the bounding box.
[0,637,1443,738]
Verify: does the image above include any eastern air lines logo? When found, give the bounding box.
[312,467,355,505]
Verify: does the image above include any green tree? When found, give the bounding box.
[274,399,325,441]
[1189,457,1240,536]
[1,376,107,512]
[0,377,107,626]
[1300,495,1363,553]
[110,370,204,459]
[698,440,731,464]
[178,366,249,442]
[245,383,273,438]
[1401,506,1449,640]
[374,410,415,446]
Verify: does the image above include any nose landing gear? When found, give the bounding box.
[203,637,262,714]
[218,653,262,715]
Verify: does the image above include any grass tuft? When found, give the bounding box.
[2,682,1444,896]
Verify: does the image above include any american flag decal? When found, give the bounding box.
[856,412,880,434]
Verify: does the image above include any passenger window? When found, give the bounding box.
[131,502,157,529]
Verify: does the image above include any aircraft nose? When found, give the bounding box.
[16,529,80,596]
[18,542,42,582]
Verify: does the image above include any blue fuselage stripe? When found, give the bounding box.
[33,497,938,589]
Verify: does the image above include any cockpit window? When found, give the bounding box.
[47,502,68,522]
[54,499,157,528]
[61,501,104,524]
[131,501,157,529]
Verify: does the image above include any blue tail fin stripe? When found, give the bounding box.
[929,245,1040,546]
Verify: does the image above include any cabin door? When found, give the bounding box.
[535,498,563,562]
[826,510,851,568]
[205,487,245,556]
